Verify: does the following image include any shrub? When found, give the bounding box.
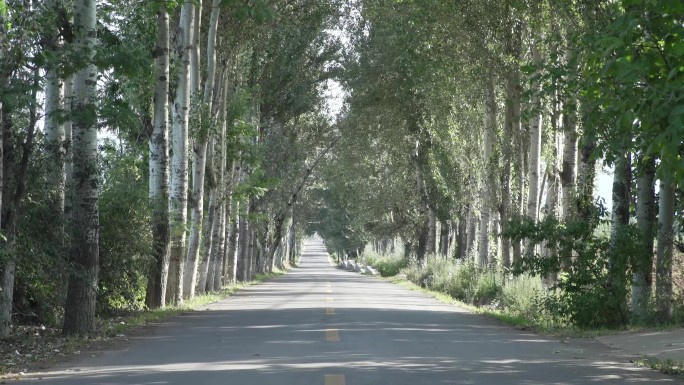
[98,152,153,314]
[361,251,407,277]
[404,257,503,307]
[506,203,638,328]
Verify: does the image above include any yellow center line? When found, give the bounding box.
[326,288,333,293]
[324,374,346,385]
[326,297,334,302]
[325,328,340,342]
[325,308,336,315]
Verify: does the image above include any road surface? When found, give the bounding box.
[21,237,680,384]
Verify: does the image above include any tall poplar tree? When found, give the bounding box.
[63,0,99,335]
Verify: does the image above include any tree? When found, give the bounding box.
[146,2,171,309]
[63,0,99,335]
[167,0,194,305]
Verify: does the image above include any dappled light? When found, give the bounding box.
[17,239,678,384]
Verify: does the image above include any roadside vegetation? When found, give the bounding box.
[0,272,283,377]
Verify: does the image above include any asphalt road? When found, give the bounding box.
[21,237,681,384]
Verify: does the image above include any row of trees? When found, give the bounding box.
[307,0,683,326]
[0,0,341,337]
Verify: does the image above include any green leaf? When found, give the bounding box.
[668,104,684,125]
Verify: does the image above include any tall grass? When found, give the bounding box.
[359,250,407,277]
[363,253,544,323]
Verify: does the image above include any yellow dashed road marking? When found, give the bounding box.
[324,374,346,385]
[325,308,336,315]
[326,297,334,303]
[326,288,333,293]
[325,328,340,342]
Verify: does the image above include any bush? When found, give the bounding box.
[506,204,637,328]
[360,251,407,277]
[404,257,503,307]
[98,152,153,314]
[500,274,543,320]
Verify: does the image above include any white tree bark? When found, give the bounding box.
[184,0,220,299]
[225,200,240,282]
[44,0,66,215]
[526,45,543,229]
[64,77,74,222]
[478,76,496,267]
[210,76,230,291]
[656,177,675,321]
[560,101,578,221]
[195,139,215,294]
[146,6,171,309]
[633,157,655,320]
[189,0,202,96]
[63,0,98,335]
[167,1,195,305]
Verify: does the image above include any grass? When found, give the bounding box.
[635,358,684,376]
[359,251,407,277]
[0,271,285,377]
[385,270,621,338]
[362,254,632,338]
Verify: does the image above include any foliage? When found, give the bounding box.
[13,142,69,327]
[359,251,407,277]
[506,204,641,328]
[579,0,684,185]
[404,257,502,307]
[97,147,152,314]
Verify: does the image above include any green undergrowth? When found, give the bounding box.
[384,270,616,337]
[635,358,684,377]
[365,255,626,337]
[359,251,407,277]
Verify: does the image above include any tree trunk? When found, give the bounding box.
[608,152,631,326]
[526,61,542,250]
[0,119,17,340]
[145,6,171,309]
[224,200,239,283]
[500,164,511,268]
[44,0,66,217]
[656,177,675,322]
[167,0,195,305]
[64,77,73,223]
[211,202,226,291]
[288,216,297,265]
[541,162,560,288]
[196,167,216,294]
[63,0,98,335]
[189,0,202,95]
[466,207,478,260]
[439,219,450,257]
[576,139,596,221]
[211,76,229,291]
[632,156,655,320]
[479,76,496,267]
[560,102,578,220]
[0,7,5,337]
[456,216,467,259]
[249,226,258,279]
[237,212,249,281]
[510,62,524,264]
[427,208,436,256]
[184,0,220,299]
